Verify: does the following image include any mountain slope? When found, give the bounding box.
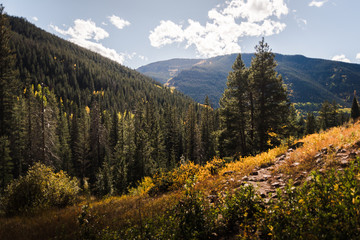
[138,54,360,108]
[8,15,194,113]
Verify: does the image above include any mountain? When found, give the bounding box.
[2,14,204,193]
[138,53,360,108]
[8,15,194,113]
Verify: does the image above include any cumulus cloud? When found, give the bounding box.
[32,16,38,22]
[356,53,360,60]
[309,0,328,7]
[108,15,131,29]
[51,19,127,64]
[332,54,350,63]
[149,0,289,57]
[51,19,109,41]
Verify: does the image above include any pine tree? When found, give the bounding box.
[71,107,91,184]
[219,54,250,158]
[305,112,317,135]
[351,91,360,121]
[200,96,216,164]
[58,99,72,174]
[185,104,200,163]
[10,94,26,177]
[250,38,289,152]
[0,136,12,190]
[319,101,338,130]
[0,5,19,137]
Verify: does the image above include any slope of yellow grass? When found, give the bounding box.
[1,121,360,240]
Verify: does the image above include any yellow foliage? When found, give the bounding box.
[85,106,90,114]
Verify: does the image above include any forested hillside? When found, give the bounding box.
[0,11,219,195]
[138,53,360,109]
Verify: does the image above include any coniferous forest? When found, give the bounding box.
[3,6,360,239]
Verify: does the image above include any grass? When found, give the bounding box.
[1,121,360,239]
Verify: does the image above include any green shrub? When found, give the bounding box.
[222,185,264,238]
[1,162,80,216]
[263,158,360,239]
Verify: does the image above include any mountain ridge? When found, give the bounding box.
[138,53,360,108]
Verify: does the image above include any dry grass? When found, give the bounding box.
[278,121,360,177]
[1,121,360,239]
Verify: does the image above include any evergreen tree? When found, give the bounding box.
[185,104,200,163]
[0,136,12,190]
[89,99,106,185]
[163,105,182,169]
[58,99,72,174]
[0,5,19,137]
[305,112,317,135]
[351,91,360,121]
[71,107,91,185]
[250,38,289,151]
[219,54,250,158]
[319,101,338,130]
[200,96,216,164]
[10,94,26,178]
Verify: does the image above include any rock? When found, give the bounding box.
[293,180,302,186]
[274,175,282,180]
[340,148,347,153]
[288,148,294,152]
[276,153,286,159]
[321,147,328,154]
[250,171,259,176]
[316,158,323,164]
[305,175,313,182]
[207,195,217,203]
[241,176,249,181]
[292,162,300,167]
[314,153,322,159]
[271,182,281,188]
[340,159,349,167]
[349,151,357,158]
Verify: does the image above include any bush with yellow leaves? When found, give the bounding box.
[1,162,80,216]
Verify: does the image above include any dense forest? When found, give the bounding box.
[0,5,355,201]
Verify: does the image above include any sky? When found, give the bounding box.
[2,0,360,69]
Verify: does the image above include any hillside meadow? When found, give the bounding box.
[1,121,360,239]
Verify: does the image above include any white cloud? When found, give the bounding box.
[309,0,328,7]
[51,19,126,64]
[356,53,360,60]
[332,54,350,63]
[52,19,109,41]
[32,16,38,22]
[149,0,289,57]
[108,15,130,29]
[149,20,185,48]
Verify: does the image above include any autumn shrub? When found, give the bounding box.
[204,157,226,176]
[169,178,216,240]
[148,162,201,196]
[263,158,360,239]
[1,162,80,216]
[221,185,264,238]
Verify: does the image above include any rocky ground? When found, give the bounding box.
[219,141,360,203]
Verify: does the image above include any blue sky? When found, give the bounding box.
[2,0,360,68]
